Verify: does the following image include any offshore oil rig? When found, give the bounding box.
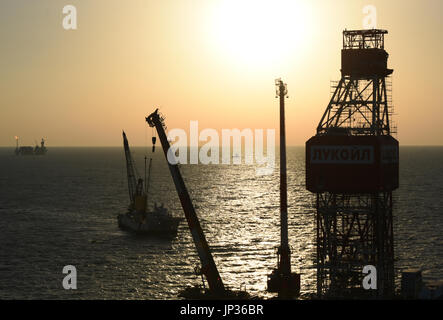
[306,29,399,298]
[14,136,47,156]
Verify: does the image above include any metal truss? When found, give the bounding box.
[317,76,392,136]
[316,192,395,298]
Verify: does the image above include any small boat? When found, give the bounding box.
[118,131,181,237]
[118,202,181,236]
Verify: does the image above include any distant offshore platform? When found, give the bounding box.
[14,137,47,156]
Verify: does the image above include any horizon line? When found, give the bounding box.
[2,144,443,148]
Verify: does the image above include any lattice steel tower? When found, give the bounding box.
[306,29,399,298]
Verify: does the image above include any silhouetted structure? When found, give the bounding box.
[34,138,47,155]
[267,79,300,298]
[15,137,47,155]
[117,131,181,236]
[146,109,250,299]
[306,29,398,298]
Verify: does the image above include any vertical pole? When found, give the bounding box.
[374,192,384,298]
[144,156,147,192]
[372,77,380,135]
[316,194,321,296]
[278,80,291,277]
[388,192,395,296]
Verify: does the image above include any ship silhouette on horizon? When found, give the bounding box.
[14,137,47,156]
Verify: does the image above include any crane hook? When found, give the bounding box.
[152,136,156,153]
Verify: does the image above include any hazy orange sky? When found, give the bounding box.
[1,0,442,146]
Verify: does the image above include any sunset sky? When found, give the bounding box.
[1,0,442,146]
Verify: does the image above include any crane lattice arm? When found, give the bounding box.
[146,109,225,293]
[122,131,138,206]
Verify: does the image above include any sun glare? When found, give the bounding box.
[210,0,311,69]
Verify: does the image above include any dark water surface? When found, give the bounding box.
[0,146,442,299]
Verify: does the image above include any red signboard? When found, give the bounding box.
[306,135,399,193]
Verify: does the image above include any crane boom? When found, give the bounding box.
[123,131,138,206]
[146,109,225,293]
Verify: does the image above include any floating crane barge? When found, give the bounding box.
[118,131,181,236]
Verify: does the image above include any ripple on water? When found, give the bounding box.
[0,147,442,299]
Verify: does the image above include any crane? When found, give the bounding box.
[146,109,228,297]
[122,131,140,207]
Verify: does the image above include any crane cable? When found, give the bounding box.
[152,127,157,153]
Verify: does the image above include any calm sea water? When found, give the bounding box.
[0,146,442,299]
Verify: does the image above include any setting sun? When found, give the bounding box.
[209,0,312,69]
